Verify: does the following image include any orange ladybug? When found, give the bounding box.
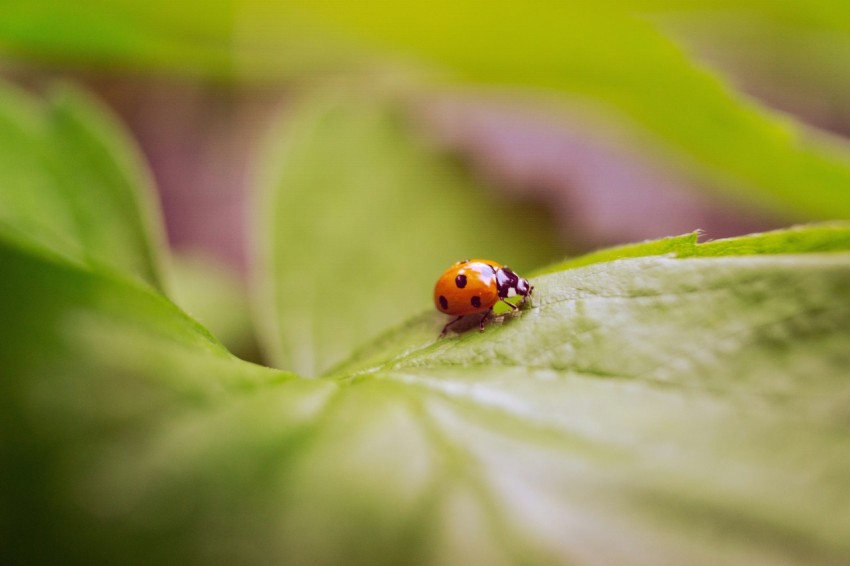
[434,259,533,336]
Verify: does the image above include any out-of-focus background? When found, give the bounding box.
[3,1,850,366]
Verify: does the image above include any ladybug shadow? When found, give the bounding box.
[440,305,527,338]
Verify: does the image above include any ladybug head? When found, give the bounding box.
[516,276,532,297]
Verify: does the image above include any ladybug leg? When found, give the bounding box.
[499,299,519,311]
[440,315,464,337]
[520,287,533,306]
[517,287,533,307]
[478,307,493,331]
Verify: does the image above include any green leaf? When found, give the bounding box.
[279,1,850,220]
[253,89,561,376]
[6,3,850,221]
[335,222,850,376]
[0,0,234,77]
[5,223,850,563]
[323,223,850,564]
[168,250,261,362]
[0,237,294,563]
[0,81,168,290]
[535,221,850,275]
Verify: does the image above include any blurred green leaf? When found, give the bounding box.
[5,2,850,222]
[0,0,234,77]
[168,250,261,362]
[624,0,850,33]
[282,1,850,220]
[254,89,562,376]
[0,81,168,290]
[0,237,293,564]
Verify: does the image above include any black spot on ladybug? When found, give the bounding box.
[439,295,448,310]
[471,296,481,308]
[455,274,467,288]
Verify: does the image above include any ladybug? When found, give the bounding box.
[434,259,533,336]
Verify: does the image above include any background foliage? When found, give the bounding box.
[2,1,850,564]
